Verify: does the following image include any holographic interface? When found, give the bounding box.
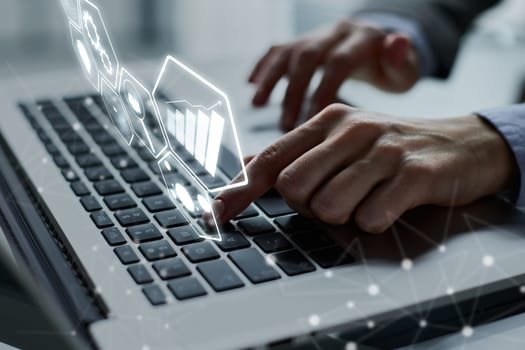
[61,0,247,241]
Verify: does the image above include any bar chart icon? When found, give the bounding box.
[166,105,225,177]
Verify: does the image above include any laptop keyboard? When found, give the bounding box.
[18,96,355,306]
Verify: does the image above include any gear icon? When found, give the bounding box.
[83,12,101,50]
[100,50,113,75]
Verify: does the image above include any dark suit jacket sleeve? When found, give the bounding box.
[355,0,501,78]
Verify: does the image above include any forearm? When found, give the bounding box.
[354,0,501,78]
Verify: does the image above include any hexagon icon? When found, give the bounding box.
[119,68,168,158]
[158,151,222,241]
[152,55,248,193]
[100,77,134,145]
[59,0,81,27]
[70,21,100,90]
[79,0,119,88]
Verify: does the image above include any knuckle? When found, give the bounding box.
[311,196,348,225]
[374,138,406,161]
[295,45,320,63]
[400,160,434,182]
[275,171,300,200]
[315,103,351,122]
[326,51,351,69]
[257,144,281,169]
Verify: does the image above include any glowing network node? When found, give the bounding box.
[419,319,428,328]
[367,320,375,329]
[308,314,320,327]
[461,325,473,337]
[345,342,357,350]
[346,301,355,309]
[368,284,380,296]
[446,287,455,295]
[482,255,494,267]
[401,258,413,271]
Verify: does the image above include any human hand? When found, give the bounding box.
[207,104,517,233]
[249,19,421,131]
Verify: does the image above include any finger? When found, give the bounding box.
[252,50,291,106]
[249,47,278,83]
[243,155,255,165]
[309,141,402,225]
[281,32,349,130]
[308,34,378,117]
[275,124,379,214]
[380,33,418,91]
[280,46,323,131]
[211,125,326,223]
[355,173,427,234]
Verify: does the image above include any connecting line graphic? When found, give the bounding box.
[165,99,222,111]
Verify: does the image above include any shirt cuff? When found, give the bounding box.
[477,104,525,206]
[354,12,436,77]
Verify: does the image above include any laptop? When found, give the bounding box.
[1,1,525,349]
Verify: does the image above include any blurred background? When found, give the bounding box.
[1,0,525,115]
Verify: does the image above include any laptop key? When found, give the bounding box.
[94,179,124,195]
[100,142,126,156]
[148,161,162,175]
[104,193,136,210]
[197,260,244,292]
[126,223,162,243]
[237,217,275,236]
[153,258,191,280]
[229,248,280,283]
[143,285,167,305]
[128,264,154,284]
[92,130,114,145]
[101,227,126,246]
[85,166,113,181]
[214,232,250,252]
[168,277,207,300]
[46,143,60,155]
[167,226,203,245]
[289,232,334,252]
[67,142,90,155]
[272,250,316,276]
[255,189,294,217]
[70,181,90,196]
[137,147,156,161]
[80,195,102,211]
[76,153,102,168]
[90,211,113,228]
[131,181,162,197]
[182,242,220,263]
[154,209,188,228]
[139,240,176,261]
[274,214,317,234]
[309,247,355,268]
[121,167,149,183]
[114,245,139,264]
[234,205,258,219]
[53,155,69,168]
[115,208,149,226]
[143,195,176,213]
[253,232,292,253]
